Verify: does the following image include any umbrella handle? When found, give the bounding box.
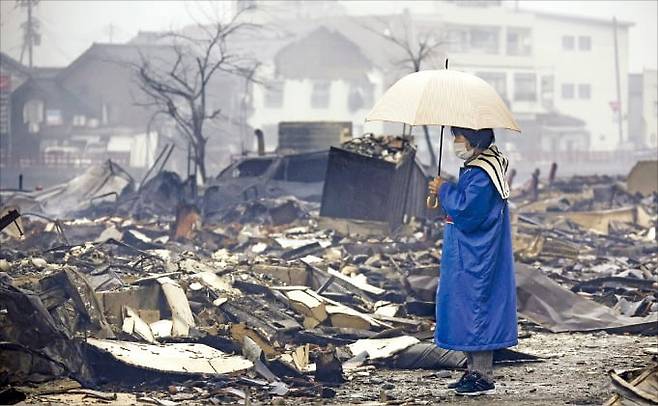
[426,194,439,209]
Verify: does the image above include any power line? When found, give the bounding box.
[37,21,74,63]
[16,0,40,68]
[0,5,18,28]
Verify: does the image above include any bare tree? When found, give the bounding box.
[363,16,444,168]
[135,9,259,182]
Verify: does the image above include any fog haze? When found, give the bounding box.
[1,0,656,72]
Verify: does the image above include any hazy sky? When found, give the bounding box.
[1,0,656,72]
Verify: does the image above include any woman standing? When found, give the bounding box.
[428,126,518,396]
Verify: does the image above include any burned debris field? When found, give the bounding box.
[1,135,656,405]
[2,1,658,404]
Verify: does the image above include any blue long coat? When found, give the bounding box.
[434,166,518,351]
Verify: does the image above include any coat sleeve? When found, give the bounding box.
[438,169,496,233]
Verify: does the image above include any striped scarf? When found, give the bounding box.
[465,145,511,200]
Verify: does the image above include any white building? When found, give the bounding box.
[414,1,632,155]
[248,26,386,149]
[240,14,409,151]
[233,0,634,160]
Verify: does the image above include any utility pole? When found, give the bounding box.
[106,23,115,43]
[17,0,40,68]
[27,0,33,67]
[612,17,623,146]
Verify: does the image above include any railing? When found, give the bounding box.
[0,151,131,168]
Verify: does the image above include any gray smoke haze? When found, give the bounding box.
[1,1,656,72]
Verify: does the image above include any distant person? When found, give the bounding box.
[530,168,540,201]
[428,126,517,396]
[507,168,517,190]
[548,162,558,188]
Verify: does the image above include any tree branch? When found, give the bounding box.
[133,5,262,181]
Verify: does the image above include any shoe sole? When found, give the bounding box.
[455,388,497,396]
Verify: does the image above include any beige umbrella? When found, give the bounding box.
[366,69,520,130]
[365,67,521,208]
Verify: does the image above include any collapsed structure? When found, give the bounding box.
[0,137,656,404]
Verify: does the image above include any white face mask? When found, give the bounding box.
[454,141,475,160]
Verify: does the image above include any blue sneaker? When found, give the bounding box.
[454,372,496,396]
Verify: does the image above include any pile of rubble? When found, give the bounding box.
[512,170,658,329]
[0,155,656,404]
[340,134,410,163]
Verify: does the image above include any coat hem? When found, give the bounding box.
[435,338,518,352]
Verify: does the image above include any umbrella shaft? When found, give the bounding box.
[437,125,445,177]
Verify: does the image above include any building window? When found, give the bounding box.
[562,83,574,99]
[348,81,374,112]
[72,115,87,127]
[470,27,500,54]
[476,72,507,99]
[46,109,63,126]
[232,158,274,178]
[23,99,44,133]
[506,27,532,56]
[578,36,591,51]
[562,35,574,51]
[445,27,468,53]
[578,84,591,99]
[280,154,328,182]
[513,73,536,101]
[541,75,554,108]
[311,81,330,109]
[264,81,284,108]
[23,99,44,123]
[444,25,499,53]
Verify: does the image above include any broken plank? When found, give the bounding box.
[251,264,309,286]
[285,290,328,322]
[101,284,164,326]
[86,338,253,375]
[326,304,378,330]
[273,286,391,330]
[122,305,156,343]
[230,323,278,357]
[373,302,401,317]
[302,260,379,301]
[370,313,423,329]
[65,389,117,401]
[157,277,195,336]
[281,242,324,261]
[192,271,234,293]
[149,319,173,339]
[348,336,420,360]
[221,295,301,351]
[326,267,385,297]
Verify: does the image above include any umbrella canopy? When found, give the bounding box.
[366,69,521,132]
